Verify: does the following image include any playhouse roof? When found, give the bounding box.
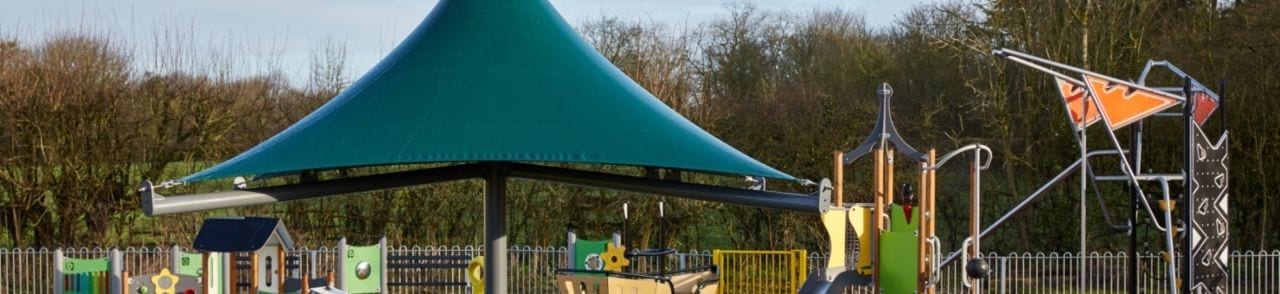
[193,217,295,252]
[178,0,793,183]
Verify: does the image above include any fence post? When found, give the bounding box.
[1000,255,1008,294]
[171,245,182,272]
[336,237,346,289]
[53,249,64,294]
[380,236,388,293]
[110,248,123,294]
[712,250,722,294]
[309,249,317,280]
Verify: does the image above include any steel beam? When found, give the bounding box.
[503,163,830,214]
[139,164,488,216]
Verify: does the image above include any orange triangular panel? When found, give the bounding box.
[1083,75,1181,130]
[1056,77,1101,129]
[1192,92,1219,126]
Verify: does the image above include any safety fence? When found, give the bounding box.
[714,250,807,293]
[3,247,1277,293]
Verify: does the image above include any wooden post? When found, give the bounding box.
[201,252,210,294]
[302,274,310,294]
[328,270,335,288]
[228,253,238,294]
[969,149,980,294]
[922,149,938,294]
[121,271,130,294]
[834,151,844,208]
[887,151,895,206]
[872,147,884,291]
[928,149,937,252]
[277,247,286,294]
[250,252,259,293]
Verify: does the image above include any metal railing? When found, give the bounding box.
[3,247,1276,293]
[714,250,808,293]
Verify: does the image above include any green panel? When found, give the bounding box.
[342,244,383,293]
[179,0,793,183]
[176,252,204,276]
[68,272,102,294]
[879,204,919,294]
[572,239,610,273]
[62,257,110,274]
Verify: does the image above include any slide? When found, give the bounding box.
[797,270,872,294]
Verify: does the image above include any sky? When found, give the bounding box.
[1,0,938,86]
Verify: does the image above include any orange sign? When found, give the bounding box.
[1192,92,1219,126]
[1056,77,1101,129]
[1083,75,1181,130]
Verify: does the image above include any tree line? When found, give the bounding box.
[1,0,1276,254]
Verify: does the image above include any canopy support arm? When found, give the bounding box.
[140,163,830,217]
[504,163,830,214]
[139,164,488,216]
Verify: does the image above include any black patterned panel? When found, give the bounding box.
[1189,125,1228,293]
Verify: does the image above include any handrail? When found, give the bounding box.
[926,144,993,170]
[939,149,1122,268]
[960,237,974,289]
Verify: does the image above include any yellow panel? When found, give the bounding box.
[850,203,874,275]
[821,208,848,270]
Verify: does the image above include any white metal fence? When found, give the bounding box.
[3,246,1276,293]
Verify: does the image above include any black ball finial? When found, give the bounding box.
[966,258,991,279]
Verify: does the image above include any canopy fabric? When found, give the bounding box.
[179,0,792,183]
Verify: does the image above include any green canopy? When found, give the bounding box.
[179,0,792,183]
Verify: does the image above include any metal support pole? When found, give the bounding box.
[1128,120,1143,294]
[1218,79,1227,134]
[1079,82,1090,293]
[336,238,347,288]
[484,167,508,294]
[1181,77,1195,294]
[1160,179,1180,293]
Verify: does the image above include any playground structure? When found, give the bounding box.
[54,249,123,294]
[188,216,333,294]
[793,46,1231,293]
[335,237,485,293]
[53,246,215,294]
[957,48,1230,293]
[126,0,1231,293]
[797,83,993,294]
[553,202,720,294]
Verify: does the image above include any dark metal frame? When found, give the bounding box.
[993,48,1228,294]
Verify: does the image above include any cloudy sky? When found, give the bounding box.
[2,0,938,85]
